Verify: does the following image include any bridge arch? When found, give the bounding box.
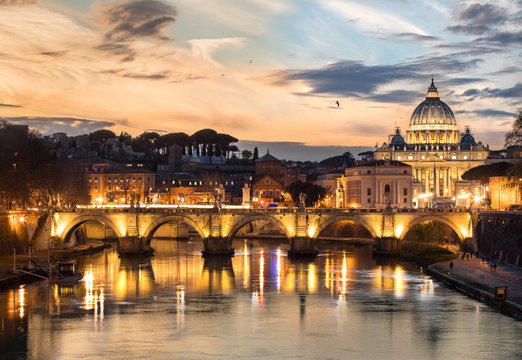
[398,215,465,242]
[226,213,291,240]
[309,214,378,240]
[59,215,123,244]
[143,215,206,244]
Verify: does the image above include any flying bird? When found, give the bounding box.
[336,101,340,107]
[250,59,253,63]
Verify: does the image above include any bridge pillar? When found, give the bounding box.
[374,237,400,254]
[118,236,154,256]
[202,237,234,257]
[288,237,318,257]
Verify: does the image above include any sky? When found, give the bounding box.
[0,0,520,160]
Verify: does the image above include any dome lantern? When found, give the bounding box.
[406,79,460,145]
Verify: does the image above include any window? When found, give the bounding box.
[408,155,413,160]
[452,155,457,160]
[109,186,111,191]
[367,188,371,196]
[94,185,98,191]
[439,155,443,159]
[404,198,407,203]
[384,184,390,193]
[404,188,408,196]
[265,167,270,174]
[368,198,371,203]
[397,156,401,160]
[464,155,468,160]
[367,170,371,174]
[231,181,234,185]
[421,155,425,159]
[404,170,407,174]
[94,177,98,182]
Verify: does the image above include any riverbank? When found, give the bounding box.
[399,242,459,267]
[0,242,107,290]
[427,256,522,320]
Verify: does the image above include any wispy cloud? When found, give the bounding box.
[322,0,426,35]
[461,83,522,99]
[263,55,483,99]
[455,109,515,118]
[94,0,177,61]
[0,0,37,6]
[2,116,116,135]
[0,103,22,108]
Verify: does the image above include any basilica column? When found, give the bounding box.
[433,165,439,197]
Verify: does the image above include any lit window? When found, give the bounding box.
[408,155,413,160]
[397,156,401,160]
[464,155,468,160]
[439,155,443,159]
[452,155,457,160]
[421,155,425,159]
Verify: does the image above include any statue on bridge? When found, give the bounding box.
[299,192,307,210]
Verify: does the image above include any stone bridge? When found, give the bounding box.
[32,207,473,256]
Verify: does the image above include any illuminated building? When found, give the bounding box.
[252,151,306,205]
[86,166,155,204]
[488,176,521,210]
[374,79,488,201]
[335,160,413,209]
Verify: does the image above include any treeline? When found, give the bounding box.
[90,128,239,162]
[0,122,88,209]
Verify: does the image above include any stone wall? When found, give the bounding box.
[476,211,522,267]
[0,211,38,255]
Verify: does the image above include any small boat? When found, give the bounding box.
[49,261,83,284]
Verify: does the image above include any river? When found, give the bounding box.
[1,239,521,359]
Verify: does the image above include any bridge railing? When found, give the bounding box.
[55,206,471,215]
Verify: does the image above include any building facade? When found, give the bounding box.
[374,80,488,201]
[86,166,155,205]
[336,160,413,209]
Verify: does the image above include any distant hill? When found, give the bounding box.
[238,140,373,162]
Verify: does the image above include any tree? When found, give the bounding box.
[285,181,326,207]
[191,129,218,156]
[131,131,160,157]
[253,147,259,161]
[89,129,116,158]
[505,108,522,148]
[242,149,253,160]
[319,151,355,168]
[155,132,190,156]
[462,162,513,183]
[0,124,51,208]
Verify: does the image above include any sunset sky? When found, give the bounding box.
[0,0,520,159]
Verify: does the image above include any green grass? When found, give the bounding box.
[400,243,458,267]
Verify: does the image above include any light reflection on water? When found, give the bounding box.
[0,238,521,360]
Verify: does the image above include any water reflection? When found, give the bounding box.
[0,238,521,360]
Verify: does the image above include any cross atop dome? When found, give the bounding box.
[427,78,439,99]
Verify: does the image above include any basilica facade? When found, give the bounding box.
[373,80,488,200]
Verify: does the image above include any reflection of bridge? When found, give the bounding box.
[34,208,473,255]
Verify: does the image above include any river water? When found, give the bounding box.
[1,239,521,360]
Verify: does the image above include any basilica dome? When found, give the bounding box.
[409,80,456,127]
